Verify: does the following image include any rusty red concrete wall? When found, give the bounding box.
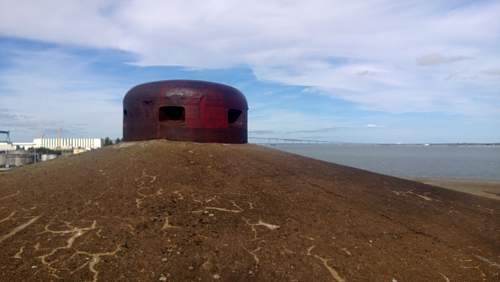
[123,80,248,143]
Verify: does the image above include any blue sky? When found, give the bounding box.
[0,0,499,143]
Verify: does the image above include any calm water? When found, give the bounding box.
[271,144,500,181]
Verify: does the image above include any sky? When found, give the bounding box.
[0,0,499,143]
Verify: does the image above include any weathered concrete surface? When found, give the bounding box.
[0,140,498,281]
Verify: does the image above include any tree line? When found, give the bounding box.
[102,137,122,146]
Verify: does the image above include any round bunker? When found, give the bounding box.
[123,80,248,143]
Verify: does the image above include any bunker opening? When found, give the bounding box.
[159,106,185,122]
[228,109,242,124]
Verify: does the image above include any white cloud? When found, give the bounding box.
[482,69,500,77]
[249,108,338,134]
[0,48,125,140]
[0,0,499,117]
[416,54,471,66]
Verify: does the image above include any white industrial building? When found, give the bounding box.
[1,129,102,152]
[0,141,17,151]
[0,130,16,151]
[1,132,103,169]
[32,138,102,150]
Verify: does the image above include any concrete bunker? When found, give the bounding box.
[123,80,248,143]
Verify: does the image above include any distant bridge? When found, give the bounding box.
[248,137,329,144]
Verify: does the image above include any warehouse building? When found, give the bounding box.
[33,138,102,150]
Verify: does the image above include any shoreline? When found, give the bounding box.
[409,177,500,201]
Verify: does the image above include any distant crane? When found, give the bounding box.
[0,130,11,143]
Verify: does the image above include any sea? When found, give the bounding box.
[269,144,500,181]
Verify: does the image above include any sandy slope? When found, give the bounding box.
[412,178,500,201]
[0,140,498,281]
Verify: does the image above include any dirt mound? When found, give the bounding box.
[0,140,498,281]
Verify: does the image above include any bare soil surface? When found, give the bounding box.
[0,140,498,281]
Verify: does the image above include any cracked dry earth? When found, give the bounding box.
[0,140,499,282]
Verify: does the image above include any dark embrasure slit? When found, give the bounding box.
[159,106,185,121]
[228,109,242,124]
